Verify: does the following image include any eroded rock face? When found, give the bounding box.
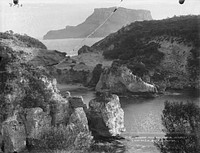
[67,107,93,150]
[88,93,125,138]
[1,113,26,153]
[96,65,157,94]
[68,96,87,110]
[52,60,92,85]
[23,108,51,139]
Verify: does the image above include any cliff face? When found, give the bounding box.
[43,7,152,39]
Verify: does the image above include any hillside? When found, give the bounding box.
[43,7,152,39]
[89,15,200,90]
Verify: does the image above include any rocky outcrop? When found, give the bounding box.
[78,45,93,55]
[87,64,103,87]
[87,93,125,138]
[67,107,93,150]
[1,113,26,153]
[43,7,152,39]
[51,60,92,85]
[22,107,51,139]
[0,93,93,152]
[29,49,66,67]
[96,64,157,94]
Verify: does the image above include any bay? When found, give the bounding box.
[41,37,103,56]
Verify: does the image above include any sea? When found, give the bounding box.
[41,38,200,153]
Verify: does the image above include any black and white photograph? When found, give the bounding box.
[0,0,200,152]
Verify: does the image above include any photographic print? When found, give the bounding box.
[0,0,200,153]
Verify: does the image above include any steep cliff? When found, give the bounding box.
[43,7,152,39]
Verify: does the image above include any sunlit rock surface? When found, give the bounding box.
[1,113,26,153]
[96,65,157,94]
[88,93,125,138]
[67,107,93,150]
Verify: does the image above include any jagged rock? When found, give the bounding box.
[1,113,26,153]
[68,96,87,110]
[52,61,92,85]
[67,107,93,150]
[87,64,103,87]
[88,93,125,138]
[62,91,71,98]
[29,49,67,67]
[50,93,70,125]
[96,65,157,94]
[22,108,51,139]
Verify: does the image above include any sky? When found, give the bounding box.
[0,0,200,38]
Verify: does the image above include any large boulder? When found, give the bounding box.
[1,113,26,153]
[68,96,87,110]
[67,107,93,150]
[22,107,51,139]
[87,93,125,138]
[96,65,157,94]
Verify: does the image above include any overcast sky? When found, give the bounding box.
[0,0,200,38]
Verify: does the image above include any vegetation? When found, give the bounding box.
[103,41,164,77]
[187,48,200,88]
[100,15,200,86]
[154,101,200,153]
[0,31,47,49]
[96,15,200,50]
[36,125,73,150]
[0,46,52,122]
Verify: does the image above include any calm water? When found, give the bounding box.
[41,38,103,56]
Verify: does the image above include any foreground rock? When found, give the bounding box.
[96,63,157,94]
[1,113,26,153]
[67,107,93,150]
[87,93,125,139]
[0,94,93,152]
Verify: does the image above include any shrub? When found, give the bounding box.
[154,101,200,153]
[37,125,73,150]
[14,33,47,49]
